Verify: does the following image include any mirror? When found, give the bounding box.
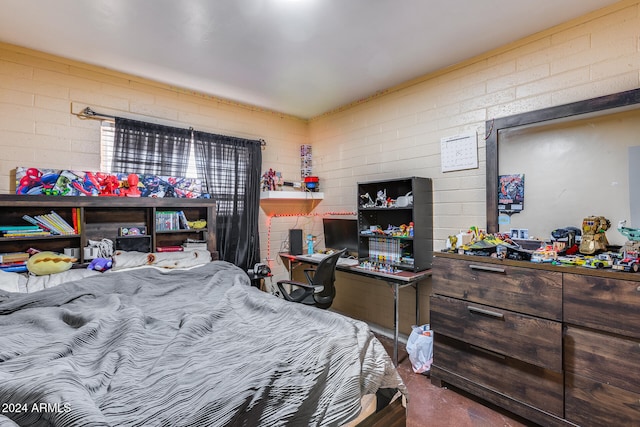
[486,88,640,246]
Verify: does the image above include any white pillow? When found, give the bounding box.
[0,270,28,293]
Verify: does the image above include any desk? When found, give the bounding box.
[279,253,431,366]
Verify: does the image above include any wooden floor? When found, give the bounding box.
[375,334,539,427]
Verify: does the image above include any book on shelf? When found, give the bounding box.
[1,230,51,238]
[0,225,42,231]
[28,211,75,235]
[0,260,27,268]
[72,207,80,234]
[0,264,28,273]
[0,225,48,237]
[182,238,207,251]
[156,246,184,252]
[0,252,30,263]
[22,215,52,233]
[48,211,75,234]
[178,211,190,229]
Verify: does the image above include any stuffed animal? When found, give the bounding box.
[27,251,76,276]
[88,257,113,272]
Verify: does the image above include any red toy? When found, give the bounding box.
[121,174,141,197]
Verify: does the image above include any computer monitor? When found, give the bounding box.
[323,218,358,256]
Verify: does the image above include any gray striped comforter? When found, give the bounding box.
[0,261,405,426]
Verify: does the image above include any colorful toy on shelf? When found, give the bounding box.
[530,245,557,263]
[87,257,113,272]
[551,226,581,255]
[612,250,640,273]
[15,167,206,198]
[99,174,121,196]
[579,215,610,255]
[617,220,640,241]
[359,192,375,208]
[26,251,76,276]
[121,173,141,197]
[261,168,282,192]
[582,253,614,269]
[187,219,207,229]
[375,189,387,207]
[303,176,319,192]
[17,168,59,195]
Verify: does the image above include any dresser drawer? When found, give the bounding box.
[433,256,562,320]
[431,295,562,371]
[565,372,640,427]
[564,273,640,339]
[432,334,564,417]
[564,325,640,395]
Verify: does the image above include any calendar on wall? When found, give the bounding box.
[440,132,478,172]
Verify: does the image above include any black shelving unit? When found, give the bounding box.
[357,177,433,271]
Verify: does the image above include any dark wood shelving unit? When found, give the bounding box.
[0,195,217,263]
[357,177,433,271]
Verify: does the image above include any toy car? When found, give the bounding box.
[556,255,582,266]
[612,251,640,273]
[582,253,614,269]
[531,246,557,263]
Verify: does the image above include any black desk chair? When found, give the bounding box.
[277,248,347,309]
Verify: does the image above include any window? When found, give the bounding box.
[99,118,263,270]
[100,122,198,178]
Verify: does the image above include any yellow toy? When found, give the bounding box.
[27,251,77,276]
[187,219,207,229]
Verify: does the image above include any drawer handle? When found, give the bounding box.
[467,305,504,319]
[469,344,506,360]
[469,264,505,273]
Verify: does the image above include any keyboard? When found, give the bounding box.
[296,253,329,262]
[310,252,330,259]
[337,258,359,266]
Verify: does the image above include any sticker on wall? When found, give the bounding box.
[498,214,511,225]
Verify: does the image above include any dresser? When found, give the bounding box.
[431,252,640,427]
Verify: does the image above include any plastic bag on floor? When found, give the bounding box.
[406,324,433,374]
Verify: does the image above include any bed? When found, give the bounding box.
[0,256,406,426]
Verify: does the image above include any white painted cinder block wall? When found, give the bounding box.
[309,0,640,265]
[0,0,639,286]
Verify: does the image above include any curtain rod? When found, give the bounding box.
[75,107,267,147]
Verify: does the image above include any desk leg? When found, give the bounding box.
[392,281,399,367]
[415,283,420,326]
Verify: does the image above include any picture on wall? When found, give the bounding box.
[15,167,207,198]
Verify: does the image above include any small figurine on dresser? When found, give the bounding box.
[578,215,610,255]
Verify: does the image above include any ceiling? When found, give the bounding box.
[0,0,621,119]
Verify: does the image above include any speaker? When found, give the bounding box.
[289,229,303,255]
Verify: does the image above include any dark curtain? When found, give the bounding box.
[193,132,262,271]
[112,117,192,175]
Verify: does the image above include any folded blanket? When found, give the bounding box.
[111,249,211,270]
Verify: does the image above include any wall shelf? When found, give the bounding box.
[260,191,324,216]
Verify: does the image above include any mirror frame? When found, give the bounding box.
[486,87,640,233]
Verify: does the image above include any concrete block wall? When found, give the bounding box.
[309,0,640,252]
[0,42,307,280]
[304,1,639,332]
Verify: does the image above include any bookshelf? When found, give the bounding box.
[357,177,433,272]
[0,195,217,264]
